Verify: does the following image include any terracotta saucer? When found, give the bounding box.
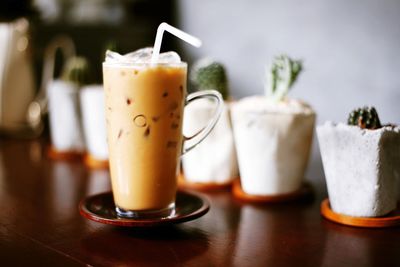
[178,173,233,191]
[48,146,83,161]
[83,154,109,169]
[320,198,400,228]
[79,190,210,227]
[232,179,313,203]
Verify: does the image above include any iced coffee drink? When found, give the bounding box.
[103,48,187,217]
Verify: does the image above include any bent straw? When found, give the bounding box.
[151,22,202,64]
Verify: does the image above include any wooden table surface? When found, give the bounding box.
[0,138,399,267]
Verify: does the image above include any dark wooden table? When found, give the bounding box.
[0,138,399,267]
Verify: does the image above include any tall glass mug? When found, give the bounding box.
[103,49,222,218]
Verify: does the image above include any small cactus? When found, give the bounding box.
[61,56,91,86]
[266,54,302,101]
[191,58,229,100]
[348,106,382,129]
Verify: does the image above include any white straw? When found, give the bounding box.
[151,22,202,64]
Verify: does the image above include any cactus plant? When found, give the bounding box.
[347,106,382,129]
[61,56,91,86]
[265,54,302,102]
[191,58,229,100]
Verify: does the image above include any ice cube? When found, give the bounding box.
[123,47,153,63]
[105,50,125,63]
[105,48,181,64]
[105,48,152,64]
[157,51,181,64]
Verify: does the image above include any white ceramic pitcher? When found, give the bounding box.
[0,18,35,133]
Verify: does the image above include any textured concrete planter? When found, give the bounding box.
[48,80,85,153]
[182,99,238,184]
[317,122,400,217]
[80,85,108,161]
[231,96,315,195]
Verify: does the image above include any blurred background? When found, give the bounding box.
[1,0,400,184]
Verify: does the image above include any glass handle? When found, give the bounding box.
[27,35,76,131]
[182,90,223,155]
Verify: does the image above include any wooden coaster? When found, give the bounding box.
[178,173,233,191]
[84,154,109,169]
[47,146,83,161]
[320,198,400,228]
[232,179,313,203]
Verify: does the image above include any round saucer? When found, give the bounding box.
[232,179,313,203]
[320,198,400,228]
[178,173,233,191]
[79,190,210,227]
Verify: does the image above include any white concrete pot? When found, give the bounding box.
[80,85,108,161]
[182,99,238,184]
[317,122,400,217]
[231,96,315,195]
[48,80,85,153]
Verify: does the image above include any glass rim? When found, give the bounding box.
[102,61,187,68]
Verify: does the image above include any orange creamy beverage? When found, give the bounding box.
[103,53,186,215]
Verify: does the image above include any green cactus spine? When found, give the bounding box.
[266,54,302,101]
[61,56,91,86]
[347,106,382,129]
[191,59,229,100]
